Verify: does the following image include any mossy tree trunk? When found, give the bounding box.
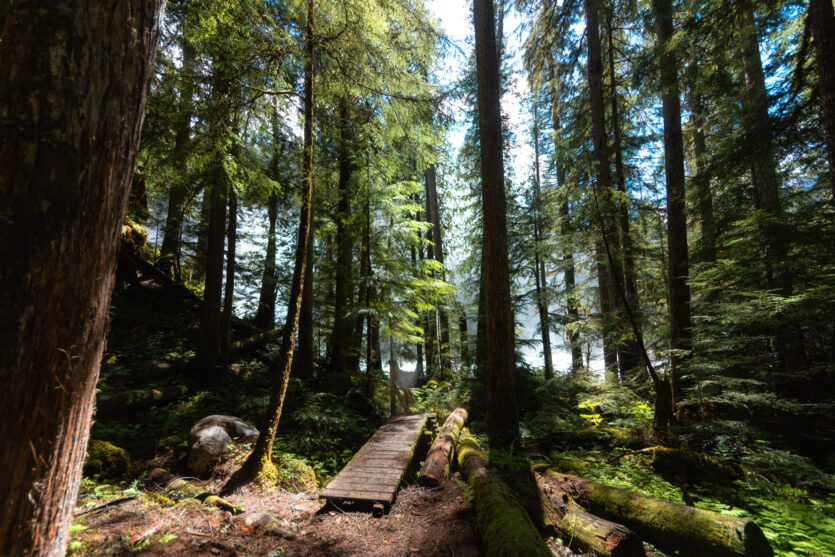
[0,1,163,553]
[419,408,468,486]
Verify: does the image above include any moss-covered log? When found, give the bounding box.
[647,446,743,484]
[229,327,285,359]
[83,440,131,478]
[545,471,773,557]
[419,407,467,487]
[539,478,644,557]
[457,430,552,557]
[147,468,242,514]
[96,385,187,419]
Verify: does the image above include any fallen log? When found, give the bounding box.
[229,327,284,359]
[457,430,552,557]
[96,385,188,419]
[646,446,743,484]
[545,471,773,557]
[418,407,468,487]
[539,477,644,557]
[147,468,242,514]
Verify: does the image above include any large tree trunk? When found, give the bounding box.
[254,191,280,330]
[545,472,773,557]
[607,17,643,381]
[655,0,692,402]
[458,431,552,557]
[531,97,554,380]
[196,173,227,370]
[459,312,472,371]
[474,0,519,449]
[159,32,195,279]
[0,1,163,554]
[423,196,440,379]
[425,165,452,376]
[219,191,238,370]
[418,407,468,486]
[475,262,488,378]
[328,101,357,376]
[224,0,316,491]
[548,64,583,373]
[596,242,619,383]
[194,186,213,283]
[809,0,835,198]
[738,0,791,296]
[411,199,426,383]
[294,238,315,379]
[586,0,627,384]
[688,84,717,264]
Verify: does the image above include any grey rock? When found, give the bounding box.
[186,415,259,477]
[190,415,259,442]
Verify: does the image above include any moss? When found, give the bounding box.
[121,217,147,249]
[84,440,131,478]
[569,426,644,448]
[277,454,318,491]
[141,492,174,507]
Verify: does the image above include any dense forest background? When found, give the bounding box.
[1,0,834,554]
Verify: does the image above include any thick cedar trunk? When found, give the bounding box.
[411,200,426,383]
[738,0,791,296]
[329,101,356,375]
[196,173,227,369]
[656,0,692,401]
[159,34,195,279]
[586,0,626,384]
[689,88,717,264]
[254,191,280,330]
[457,431,552,557]
[425,165,452,376]
[424,247,439,378]
[224,0,316,490]
[809,0,835,193]
[474,0,519,449]
[531,98,554,380]
[459,312,471,371]
[418,408,468,486]
[596,242,619,383]
[607,18,642,380]
[364,192,383,383]
[194,187,213,283]
[219,191,238,370]
[548,67,583,373]
[545,472,773,557]
[475,262,488,378]
[0,1,163,554]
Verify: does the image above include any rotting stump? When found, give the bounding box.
[320,413,436,516]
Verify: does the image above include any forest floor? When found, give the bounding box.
[70,477,487,556]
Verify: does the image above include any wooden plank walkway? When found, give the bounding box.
[320,413,435,513]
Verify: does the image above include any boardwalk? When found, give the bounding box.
[320,413,436,514]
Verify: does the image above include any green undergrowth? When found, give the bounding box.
[546,447,835,556]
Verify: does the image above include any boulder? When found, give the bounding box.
[232,512,296,538]
[84,439,131,478]
[186,415,258,477]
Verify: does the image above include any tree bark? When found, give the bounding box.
[423,192,440,379]
[219,191,238,370]
[411,199,426,383]
[586,0,627,384]
[294,236,315,380]
[224,0,316,491]
[254,191,280,330]
[196,172,227,370]
[419,407,468,486]
[596,242,619,383]
[459,312,471,371]
[194,186,213,283]
[655,0,692,401]
[159,32,195,279]
[548,63,583,373]
[0,1,163,554]
[457,431,552,557]
[531,96,554,380]
[689,85,717,264]
[475,261,488,378]
[738,0,792,296]
[425,165,452,376]
[607,16,643,381]
[809,0,835,198]
[545,472,773,557]
[474,0,519,449]
[328,100,357,376]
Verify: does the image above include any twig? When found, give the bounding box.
[74,496,136,517]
